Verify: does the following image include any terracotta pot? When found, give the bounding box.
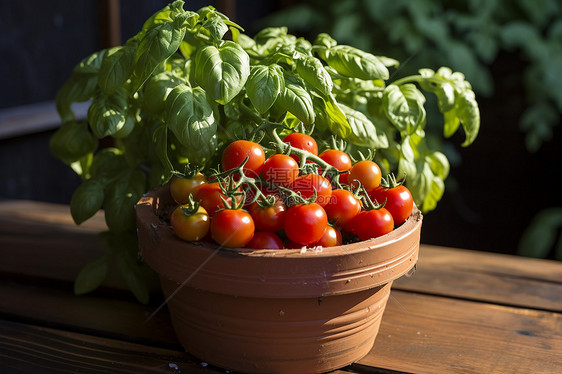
[136,187,422,374]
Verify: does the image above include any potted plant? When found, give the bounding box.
[50,1,480,372]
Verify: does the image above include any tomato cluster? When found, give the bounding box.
[168,133,414,249]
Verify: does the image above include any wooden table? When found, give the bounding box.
[1,200,561,373]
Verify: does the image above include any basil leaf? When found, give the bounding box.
[383,84,426,134]
[49,121,97,165]
[90,148,128,181]
[87,88,128,138]
[74,256,109,295]
[104,169,147,233]
[456,90,480,147]
[276,75,315,125]
[131,18,187,93]
[340,104,389,149]
[165,84,218,164]
[56,50,107,123]
[142,0,186,30]
[202,16,229,41]
[116,242,150,304]
[143,71,183,116]
[193,41,250,104]
[152,124,174,174]
[319,45,389,80]
[246,65,283,113]
[427,151,450,180]
[99,44,135,95]
[295,55,333,96]
[70,179,105,225]
[312,94,351,138]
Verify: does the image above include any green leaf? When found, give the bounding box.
[87,88,129,139]
[116,248,150,304]
[56,50,107,123]
[340,104,389,149]
[295,55,333,96]
[383,84,426,134]
[426,151,450,180]
[276,74,315,125]
[312,94,351,138]
[318,44,389,81]
[456,90,480,147]
[202,16,229,41]
[246,65,284,113]
[165,84,218,164]
[99,45,135,94]
[49,121,98,165]
[70,179,105,225]
[131,18,187,93]
[74,256,109,295]
[153,124,174,174]
[193,41,250,104]
[104,169,147,233]
[143,71,183,116]
[90,148,128,181]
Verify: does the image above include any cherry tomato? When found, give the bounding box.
[194,182,241,217]
[248,197,286,232]
[319,149,352,183]
[170,204,210,241]
[210,209,255,248]
[290,174,332,207]
[283,132,318,163]
[348,160,382,192]
[284,203,328,245]
[352,208,394,240]
[323,189,361,230]
[169,173,206,204]
[245,231,284,249]
[221,140,265,178]
[262,154,299,187]
[311,226,342,247]
[370,185,414,226]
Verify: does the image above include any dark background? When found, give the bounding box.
[1,0,561,257]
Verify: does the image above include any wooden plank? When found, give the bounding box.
[362,290,562,374]
[0,281,177,348]
[0,319,217,374]
[394,245,562,312]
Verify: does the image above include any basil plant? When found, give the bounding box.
[50,0,480,302]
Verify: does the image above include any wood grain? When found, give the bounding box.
[364,290,562,374]
[394,245,562,312]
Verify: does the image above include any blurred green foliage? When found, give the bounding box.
[260,0,562,153]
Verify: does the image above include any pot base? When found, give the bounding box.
[161,277,392,374]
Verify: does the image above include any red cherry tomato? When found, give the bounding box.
[169,173,206,204]
[353,208,394,240]
[319,149,352,183]
[262,154,300,187]
[284,203,328,245]
[194,182,241,217]
[248,197,286,232]
[283,132,318,163]
[290,174,332,207]
[323,189,362,230]
[348,160,382,192]
[370,185,414,226]
[210,209,255,248]
[311,226,342,247]
[245,231,284,249]
[170,204,210,242]
[221,140,265,178]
